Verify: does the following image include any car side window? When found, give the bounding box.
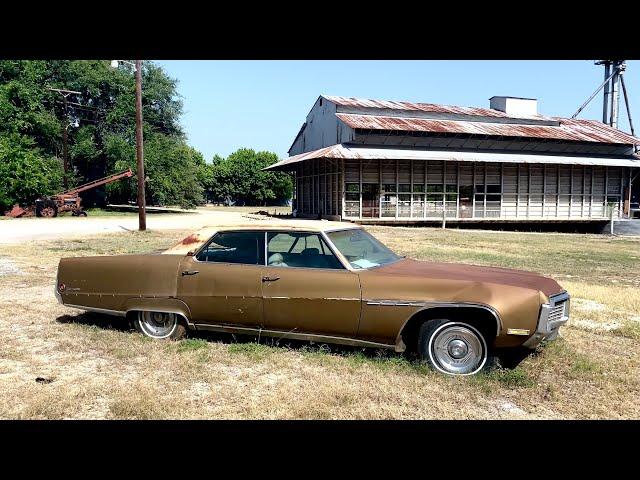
[267,232,344,270]
[196,231,265,265]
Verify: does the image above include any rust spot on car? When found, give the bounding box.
[181,234,200,245]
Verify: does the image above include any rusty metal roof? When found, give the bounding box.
[336,113,640,146]
[265,144,640,171]
[323,95,553,120]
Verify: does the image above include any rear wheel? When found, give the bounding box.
[36,199,58,218]
[133,311,186,340]
[418,319,488,376]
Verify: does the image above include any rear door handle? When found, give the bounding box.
[262,276,280,282]
[181,270,199,276]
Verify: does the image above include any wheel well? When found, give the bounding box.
[400,306,499,354]
[126,309,190,328]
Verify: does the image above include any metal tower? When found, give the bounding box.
[595,60,626,128]
[573,60,634,139]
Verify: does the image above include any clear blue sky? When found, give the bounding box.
[156,60,640,161]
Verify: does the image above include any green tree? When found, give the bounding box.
[205,148,292,206]
[0,60,203,212]
[0,133,63,212]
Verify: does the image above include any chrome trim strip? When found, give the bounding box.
[193,323,395,350]
[65,303,195,327]
[507,328,531,336]
[321,226,364,234]
[366,300,427,306]
[65,304,127,317]
[266,296,360,301]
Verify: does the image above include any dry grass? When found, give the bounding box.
[0,226,638,419]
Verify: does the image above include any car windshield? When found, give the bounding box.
[326,229,402,269]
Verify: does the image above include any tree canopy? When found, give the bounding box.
[202,148,292,206]
[0,60,292,213]
[0,60,203,211]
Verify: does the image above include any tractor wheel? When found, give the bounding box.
[36,200,58,218]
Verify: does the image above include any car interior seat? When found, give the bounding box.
[300,247,325,268]
[268,252,288,267]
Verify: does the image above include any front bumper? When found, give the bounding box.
[523,291,570,348]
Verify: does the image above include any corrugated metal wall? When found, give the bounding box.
[296,158,627,221]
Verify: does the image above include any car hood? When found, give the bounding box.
[371,258,564,297]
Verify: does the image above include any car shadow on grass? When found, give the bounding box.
[191,327,399,360]
[54,311,411,363]
[55,312,133,333]
[54,311,532,378]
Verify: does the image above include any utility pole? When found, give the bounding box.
[62,95,69,190]
[111,60,146,231]
[48,87,81,190]
[135,60,146,231]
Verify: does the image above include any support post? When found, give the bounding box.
[611,63,621,129]
[610,203,615,235]
[602,61,611,124]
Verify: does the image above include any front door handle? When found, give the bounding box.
[262,275,280,282]
[181,270,200,276]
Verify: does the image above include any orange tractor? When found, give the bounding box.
[7,168,133,218]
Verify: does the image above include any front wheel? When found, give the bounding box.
[133,311,186,340]
[418,320,488,376]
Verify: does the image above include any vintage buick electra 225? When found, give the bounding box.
[55,222,569,375]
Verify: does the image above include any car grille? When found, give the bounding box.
[524,292,570,348]
[548,302,566,323]
[547,295,569,330]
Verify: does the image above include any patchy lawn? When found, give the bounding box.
[0,226,638,419]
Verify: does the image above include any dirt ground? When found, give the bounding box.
[0,216,638,419]
[0,208,262,244]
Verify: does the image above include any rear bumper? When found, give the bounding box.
[523,291,570,348]
[54,267,63,305]
[55,287,63,304]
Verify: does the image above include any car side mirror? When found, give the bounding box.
[187,250,195,256]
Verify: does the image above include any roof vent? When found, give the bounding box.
[490,96,538,117]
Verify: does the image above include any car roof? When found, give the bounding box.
[162,220,362,255]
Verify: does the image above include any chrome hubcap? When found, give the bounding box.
[138,311,177,339]
[448,339,468,359]
[429,323,487,375]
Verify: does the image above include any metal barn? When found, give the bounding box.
[266,96,640,224]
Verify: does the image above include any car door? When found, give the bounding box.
[262,231,361,337]
[177,230,265,327]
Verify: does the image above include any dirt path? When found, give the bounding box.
[0,210,253,244]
